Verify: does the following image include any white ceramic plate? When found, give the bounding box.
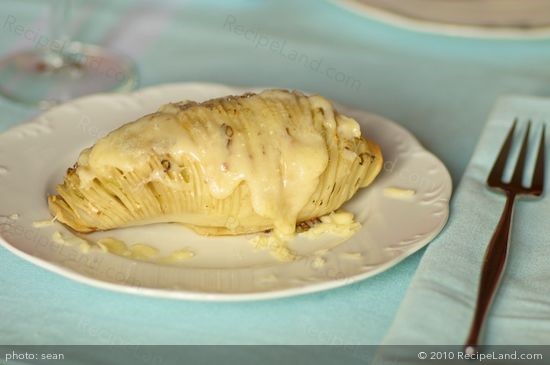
[332,0,550,39]
[0,83,452,301]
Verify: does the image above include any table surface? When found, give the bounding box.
[1,0,550,345]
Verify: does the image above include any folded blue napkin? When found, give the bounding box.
[382,95,550,345]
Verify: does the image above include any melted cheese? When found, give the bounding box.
[96,237,194,263]
[300,211,360,238]
[97,237,129,256]
[312,256,326,269]
[75,90,358,236]
[341,252,362,260]
[383,187,416,199]
[336,115,361,139]
[249,232,297,262]
[33,219,55,228]
[51,231,90,252]
[128,244,159,260]
[159,249,195,263]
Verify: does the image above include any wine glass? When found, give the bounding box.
[0,0,138,109]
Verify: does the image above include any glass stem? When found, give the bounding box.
[45,0,73,68]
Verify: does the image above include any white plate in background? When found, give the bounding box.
[332,0,550,38]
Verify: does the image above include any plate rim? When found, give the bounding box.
[330,0,550,39]
[0,82,453,301]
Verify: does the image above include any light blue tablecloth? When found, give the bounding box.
[1,0,550,345]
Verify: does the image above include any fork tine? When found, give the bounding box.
[531,124,546,195]
[510,121,531,186]
[487,119,517,186]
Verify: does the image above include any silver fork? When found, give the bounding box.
[465,120,546,352]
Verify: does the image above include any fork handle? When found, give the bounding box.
[465,192,516,351]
